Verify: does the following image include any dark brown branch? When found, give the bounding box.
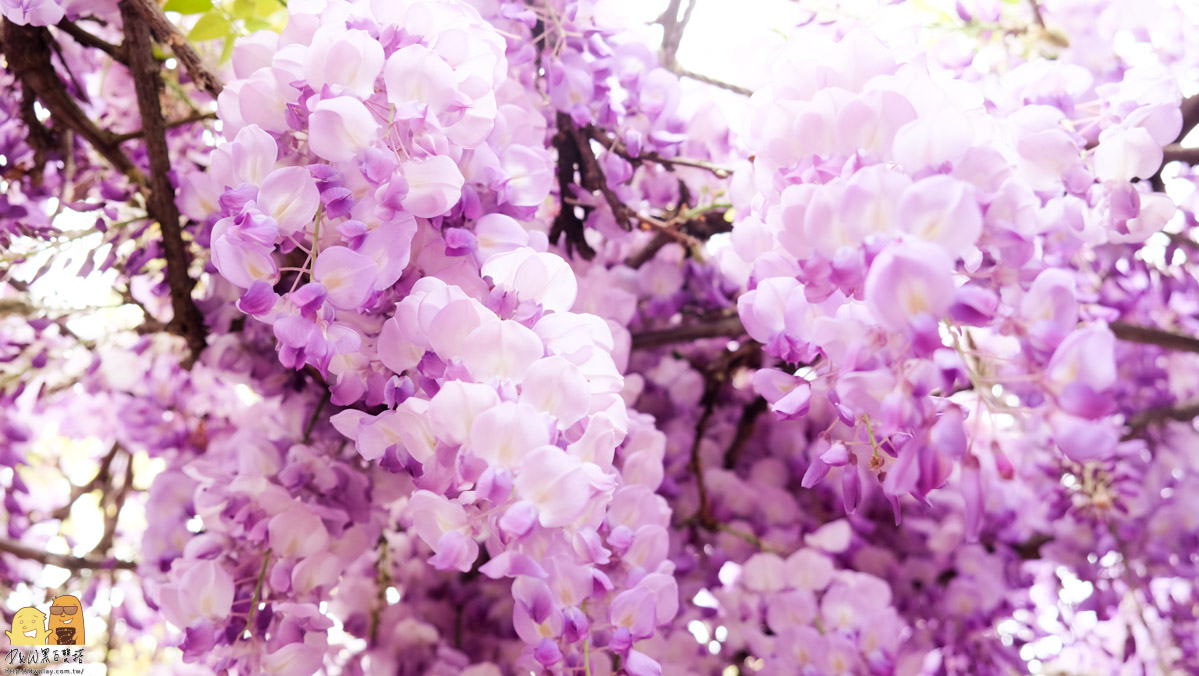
[112,111,218,143]
[1165,232,1199,254]
[121,1,207,361]
[54,19,125,62]
[1110,321,1199,354]
[1011,532,1053,560]
[90,452,134,557]
[1149,95,1199,188]
[625,208,731,268]
[3,20,143,183]
[632,314,746,350]
[1124,399,1199,438]
[552,115,719,259]
[124,0,223,98]
[626,231,675,269]
[1161,144,1199,166]
[723,396,767,470]
[562,113,640,230]
[1176,94,1199,145]
[11,84,55,186]
[688,379,720,529]
[303,391,331,444]
[683,341,761,530]
[50,443,121,521]
[550,112,597,260]
[0,537,136,571]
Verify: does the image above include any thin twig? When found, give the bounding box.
[1027,0,1046,28]
[587,126,732,179]
[671,66,753,96]
[89,453,133,557]
[303,391,331,444]
[112,111,217,143]
[50,443,122,521]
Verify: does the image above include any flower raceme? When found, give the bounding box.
[195,0,696,672]
[727,24,1180,537]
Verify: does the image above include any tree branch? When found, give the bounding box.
[657,0,697,70]
[0,537,136,571]
[1124,399,1199,438]
[124,0,223,98]
[1027,0,1046,28]
[631,314,746,350]
[2,20,143,183]
[682,341,761,530]
[550,112,597,260]
[53,19,124,63]
[551,114,709,258]
[688,376,720,529]
[50,443,121,521]
[671,66,753,96]
[1110,321,1199,354]
[723,396,767,470]
[120,1,207,361]
[1149,95,1199,187]
[1010,532,1053,560]
[1161,144,1199,167]
[1176,94,1199,145]
[587,126,732,179]
[89,452,133,558]
[111,111,218,143]
[562,113,640,231]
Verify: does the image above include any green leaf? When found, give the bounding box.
[244,17,272,32]
[188,11,231,42]
[163,0,213,14]
[257,0,278,14]
[232,0,256,20]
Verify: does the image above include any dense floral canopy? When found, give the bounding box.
[3,0,1199,674]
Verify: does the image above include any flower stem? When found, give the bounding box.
[243,548,271,639]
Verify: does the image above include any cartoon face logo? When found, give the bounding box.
[5,607,48,645]
[46,595,85,646]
